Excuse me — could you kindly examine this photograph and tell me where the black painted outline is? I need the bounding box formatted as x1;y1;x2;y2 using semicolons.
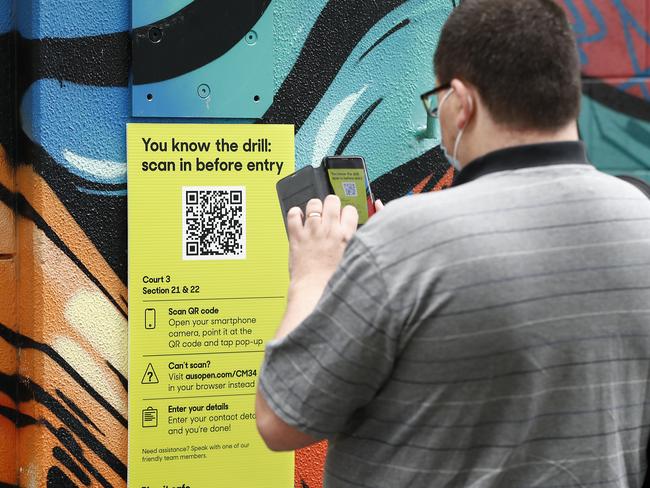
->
0;182;126;319
16;33;129;91
46;467;78;488
105;361;127;392
0;324;127;429
56;389;105;436
371;146;450;202
0;404;38;428
0;373;126;480
16;130;128;284
262;0;407;130
335;98;383;155
52;446;91;487
583;76;650;123
0;31;17;165
359;19;410;62
43;420;114;487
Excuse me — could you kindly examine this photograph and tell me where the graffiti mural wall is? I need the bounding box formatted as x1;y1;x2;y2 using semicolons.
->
0;1;648;487
0;0;17;486
564;0;650;182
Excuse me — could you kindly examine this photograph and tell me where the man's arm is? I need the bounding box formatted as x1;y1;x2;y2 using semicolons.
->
255;278;328;451
256;196;359;451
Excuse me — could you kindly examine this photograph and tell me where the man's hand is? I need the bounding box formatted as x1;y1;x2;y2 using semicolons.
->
271;195;358;341
287;195;359;291
288;196;383;283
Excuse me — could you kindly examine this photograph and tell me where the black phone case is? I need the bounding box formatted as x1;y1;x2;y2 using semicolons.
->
276;165;331;233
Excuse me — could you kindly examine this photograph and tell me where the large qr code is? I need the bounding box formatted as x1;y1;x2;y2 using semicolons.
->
182;186;246;260
342;182;358;197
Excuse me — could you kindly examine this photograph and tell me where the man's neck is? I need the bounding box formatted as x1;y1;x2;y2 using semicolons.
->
458;123;580;170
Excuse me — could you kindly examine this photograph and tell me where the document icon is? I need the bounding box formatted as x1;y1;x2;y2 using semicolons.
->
142;407;158;428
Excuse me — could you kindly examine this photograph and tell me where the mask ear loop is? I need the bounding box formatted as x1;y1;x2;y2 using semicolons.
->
452;128;464;167
436;88;455;146
438;88;454;115
451;93;473;170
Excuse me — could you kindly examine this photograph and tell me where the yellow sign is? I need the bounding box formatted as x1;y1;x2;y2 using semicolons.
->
127;123;294;487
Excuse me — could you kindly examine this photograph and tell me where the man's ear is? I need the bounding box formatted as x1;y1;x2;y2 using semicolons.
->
450;79;475;131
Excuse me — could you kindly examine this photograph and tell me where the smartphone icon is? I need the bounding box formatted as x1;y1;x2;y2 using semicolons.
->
145;309;156;330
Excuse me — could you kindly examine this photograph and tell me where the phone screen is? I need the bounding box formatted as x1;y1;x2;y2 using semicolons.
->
324;157;375;225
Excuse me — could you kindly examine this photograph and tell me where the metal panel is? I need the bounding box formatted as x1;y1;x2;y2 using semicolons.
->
132;0;273;118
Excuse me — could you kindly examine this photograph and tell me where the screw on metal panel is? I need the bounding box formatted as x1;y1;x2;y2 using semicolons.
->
253;95;260;103
245;30;258;45
146;93;153;101
198;84;211;99
148;27;163;43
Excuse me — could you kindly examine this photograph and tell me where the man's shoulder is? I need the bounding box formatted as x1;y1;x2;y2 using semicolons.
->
356;188;467;256
358;166;648;255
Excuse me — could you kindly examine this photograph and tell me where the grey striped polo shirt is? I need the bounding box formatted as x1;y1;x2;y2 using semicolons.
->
260;142;650;487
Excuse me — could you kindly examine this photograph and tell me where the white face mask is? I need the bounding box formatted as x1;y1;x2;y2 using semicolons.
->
437;88;465;172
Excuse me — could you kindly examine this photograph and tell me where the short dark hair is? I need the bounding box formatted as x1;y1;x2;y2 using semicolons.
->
434;0;581;131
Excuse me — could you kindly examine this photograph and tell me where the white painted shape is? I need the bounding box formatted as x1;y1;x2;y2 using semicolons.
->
311;85;368;166
62;148;126;182
53;336;126;417
65;289;127;376
24;462;37;488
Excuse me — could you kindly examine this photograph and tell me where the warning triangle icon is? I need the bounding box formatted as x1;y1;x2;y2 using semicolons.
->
141;363;159;384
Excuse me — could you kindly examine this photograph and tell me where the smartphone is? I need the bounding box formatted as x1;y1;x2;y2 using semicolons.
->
322;156;375;225
276;155;375;233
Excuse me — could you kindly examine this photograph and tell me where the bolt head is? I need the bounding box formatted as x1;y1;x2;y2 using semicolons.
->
148;27;163;43
197;84;211;99
245;30;258;45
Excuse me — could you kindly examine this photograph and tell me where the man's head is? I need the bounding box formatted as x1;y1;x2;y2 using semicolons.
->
432;0;582;166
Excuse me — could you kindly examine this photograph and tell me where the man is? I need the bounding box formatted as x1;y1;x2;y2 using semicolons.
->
256;0;650;486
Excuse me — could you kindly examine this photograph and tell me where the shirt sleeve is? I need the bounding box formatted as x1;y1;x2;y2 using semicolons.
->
258;236;399;439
